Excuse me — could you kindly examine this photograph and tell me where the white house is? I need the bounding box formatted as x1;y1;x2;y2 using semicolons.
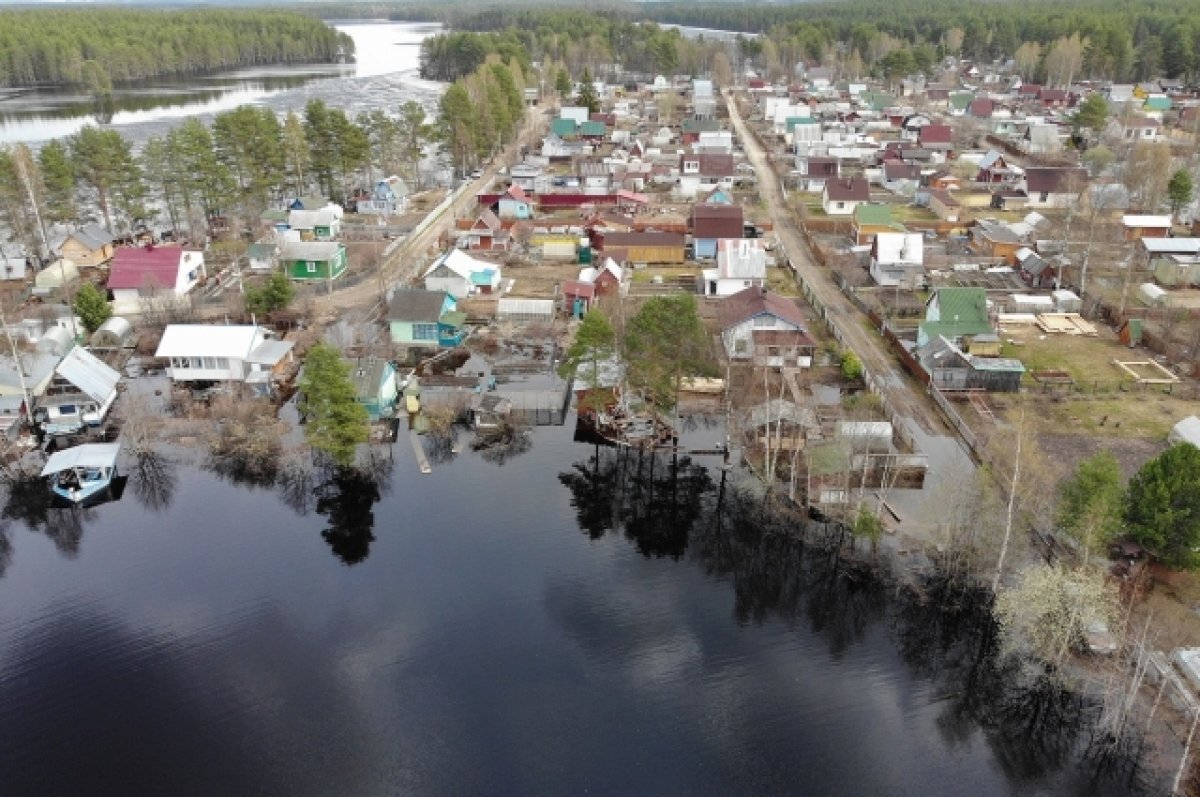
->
156;325;294;384
703;239;767;297
108;246;205;315
869;232;925;287
423;249;503;299
822;177;870;216
718;287;815;367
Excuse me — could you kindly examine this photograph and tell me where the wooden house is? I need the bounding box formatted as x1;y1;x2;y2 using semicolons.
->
279;241;347;283
927;189;963;223
155;324;293;386
691;204;744;259
497;185;534;220
388;289;466;349
108;246;205;314
594;232;685;264
917;287;993;347
349;357;399;420
57;224;115;268
970;219;1024;262
287;206;342;241
1121;215;1172;241
822;177;870;216
718;287;815;367
464;209;509;251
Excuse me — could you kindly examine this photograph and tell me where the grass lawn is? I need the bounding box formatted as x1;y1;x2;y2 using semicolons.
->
767;268;800;296
1000;327;1135;385
629;266;699;284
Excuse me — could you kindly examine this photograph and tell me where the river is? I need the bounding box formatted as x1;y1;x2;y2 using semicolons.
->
0;415;1157;796
0;21;444;146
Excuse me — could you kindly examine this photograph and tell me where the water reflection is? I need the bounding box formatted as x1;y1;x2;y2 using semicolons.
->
0;472;126;559
128;451;178;513
559;444;713;558
558;452;1155;794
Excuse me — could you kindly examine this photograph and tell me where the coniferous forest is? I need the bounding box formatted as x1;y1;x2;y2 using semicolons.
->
0;9;355;89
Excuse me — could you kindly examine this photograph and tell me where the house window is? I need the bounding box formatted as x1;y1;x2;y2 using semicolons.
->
413;323;439;341
836;201;845;209
307;262;317;274
216;358;229;369
1039;192;1049;202
202;357;216;369
753;315;774;327
189;357;203;369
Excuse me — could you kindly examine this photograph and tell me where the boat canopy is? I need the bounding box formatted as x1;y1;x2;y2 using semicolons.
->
40;442;120;476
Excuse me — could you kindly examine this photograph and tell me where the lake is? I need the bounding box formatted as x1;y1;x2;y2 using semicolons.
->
0;20;444;146
0;417;1157;796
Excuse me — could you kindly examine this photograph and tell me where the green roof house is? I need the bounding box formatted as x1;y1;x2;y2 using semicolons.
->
917;287;993;346
551;118;578;138
579;120;607;138
1143;95;1172;112
280;241;347;283
950;92;974;113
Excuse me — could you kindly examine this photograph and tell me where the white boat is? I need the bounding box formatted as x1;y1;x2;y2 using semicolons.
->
40;443;121;505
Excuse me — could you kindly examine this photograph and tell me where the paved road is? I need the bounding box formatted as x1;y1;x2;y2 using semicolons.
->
725;92;947;437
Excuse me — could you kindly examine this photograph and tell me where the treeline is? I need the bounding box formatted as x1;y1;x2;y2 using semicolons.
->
420;10;687;81
0;9;355;89
0;99;435;257
639;0;1200;82
436;57;528;173
409;1;1200;83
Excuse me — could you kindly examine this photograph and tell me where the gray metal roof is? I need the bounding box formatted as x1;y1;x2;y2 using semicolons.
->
70;224;115;251
40;442;120;476
55;347;120;402
389;289;448;323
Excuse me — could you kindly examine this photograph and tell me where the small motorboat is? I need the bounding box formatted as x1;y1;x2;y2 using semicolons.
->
40;442;121;505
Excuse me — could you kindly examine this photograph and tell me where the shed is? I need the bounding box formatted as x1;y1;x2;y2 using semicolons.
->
1118;318;1143;346
1138;283;1167;307
497;298;554;323
1009;294;1054;314
1052;290;1081;313
1169;416;1200;447
90;316;135;350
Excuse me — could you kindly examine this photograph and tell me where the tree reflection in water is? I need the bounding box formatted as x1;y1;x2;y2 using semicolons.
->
558;447;1158;795
314;447;392;566
2;474;88;558
128;451;178;513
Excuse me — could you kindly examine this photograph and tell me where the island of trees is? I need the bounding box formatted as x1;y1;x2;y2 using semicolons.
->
0;9;354;89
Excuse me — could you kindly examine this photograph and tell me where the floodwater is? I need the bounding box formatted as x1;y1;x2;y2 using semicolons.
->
0;21;443;145
0;418;1159;796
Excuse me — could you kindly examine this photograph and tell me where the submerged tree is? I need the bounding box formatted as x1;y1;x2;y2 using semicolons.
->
994;563;1120;671
298;342;369;468
557;308;616;414
624;294;711;415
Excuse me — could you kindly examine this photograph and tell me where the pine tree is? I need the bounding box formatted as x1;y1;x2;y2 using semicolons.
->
299;342;370;468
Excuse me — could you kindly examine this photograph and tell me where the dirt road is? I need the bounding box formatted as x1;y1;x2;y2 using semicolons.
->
725;92;949;438
309;108;552;319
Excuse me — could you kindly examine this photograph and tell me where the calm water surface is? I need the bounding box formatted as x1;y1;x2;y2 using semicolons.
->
0;419;1155;796
0;21;442;145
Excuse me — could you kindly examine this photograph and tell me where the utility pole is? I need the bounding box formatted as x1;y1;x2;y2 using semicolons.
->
0;304;32;431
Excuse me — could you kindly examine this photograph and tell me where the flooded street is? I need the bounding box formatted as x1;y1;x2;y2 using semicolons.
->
0;418;1155;796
